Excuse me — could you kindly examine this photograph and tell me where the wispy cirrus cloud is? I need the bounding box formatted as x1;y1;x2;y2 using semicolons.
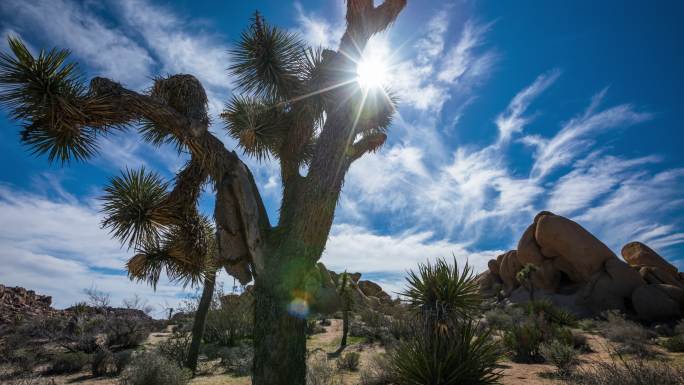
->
496;69;561;144
524;89;653;179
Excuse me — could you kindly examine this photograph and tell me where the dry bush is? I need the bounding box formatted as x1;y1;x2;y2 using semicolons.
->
359;353;395;385
307;353;343;385
540;340;579;376
118;352;190;385
336;352;360;371
47;352;90;374
564;356;684;385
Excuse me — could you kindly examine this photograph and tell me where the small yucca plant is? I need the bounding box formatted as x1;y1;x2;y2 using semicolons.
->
400;257;480;323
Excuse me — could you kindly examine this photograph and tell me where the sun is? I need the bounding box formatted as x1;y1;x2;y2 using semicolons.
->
356;52;389;90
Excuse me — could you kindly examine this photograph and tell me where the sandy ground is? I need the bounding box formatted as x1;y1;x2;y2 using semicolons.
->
9;321;684;385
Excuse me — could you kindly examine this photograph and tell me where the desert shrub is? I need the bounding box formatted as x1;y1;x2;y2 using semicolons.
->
484;306;525;331
577;318;598;332
214;342;253;376
390;320;501;385
8;348;39;374
336;352;360;371
157;331;191;368
48;351;90;374
91;348;118;377
113;349;134;374
597;311;654;357
105;316;149;349
661;334;684;352
540;340;579;376
564;356;684;385
307;354;343;385
119;352;190;385
598;311;650;343
92;347;133;376
503;319;545;362
319;318;332;326
360;353;395;385
524;299;577;327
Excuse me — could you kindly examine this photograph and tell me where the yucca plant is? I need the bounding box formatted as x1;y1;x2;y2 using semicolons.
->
0;1;407;383
401;257;481;323
390;319;501;385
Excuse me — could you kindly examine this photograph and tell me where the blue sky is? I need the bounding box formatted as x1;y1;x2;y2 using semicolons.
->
1;0;683;315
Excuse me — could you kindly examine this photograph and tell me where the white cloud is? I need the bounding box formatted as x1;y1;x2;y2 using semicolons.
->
0;182;232;312
0;0;154;87
293;2;345;49
437;20;495;85
321;224;503;293
526;90;652;179
496;69;560;143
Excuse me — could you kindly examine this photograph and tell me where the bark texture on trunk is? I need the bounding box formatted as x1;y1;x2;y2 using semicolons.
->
341;308;349;348
252;278;307;385
186;269;216;374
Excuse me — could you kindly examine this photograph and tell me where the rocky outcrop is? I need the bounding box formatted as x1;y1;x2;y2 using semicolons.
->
0;284;55;324
311;263;393;314
480;211;684;322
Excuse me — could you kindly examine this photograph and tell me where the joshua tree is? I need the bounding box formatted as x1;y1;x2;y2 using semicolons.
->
337;272;353;350
0;1;407;384
517;263;539;301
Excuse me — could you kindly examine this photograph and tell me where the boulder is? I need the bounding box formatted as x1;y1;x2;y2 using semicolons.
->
358;280;383;297
639;266;684;289
622;242;678;277
535;212;616;282
603;258;645;295
517;224;545;266
531;259;561;292
487;259;500;276
653;284;684;308
632;285;681;320
497;250;522;292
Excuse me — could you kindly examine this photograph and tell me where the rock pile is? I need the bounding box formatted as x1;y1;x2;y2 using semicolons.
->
0;284;55;324
479;211;684;321
311;263;394;314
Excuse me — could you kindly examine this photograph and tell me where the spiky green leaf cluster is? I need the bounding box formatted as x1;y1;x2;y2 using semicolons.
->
401;257;481;321
128;216;216;288
101;167;171;249
389;318;502;385
229;12;306;100
0;37;114;163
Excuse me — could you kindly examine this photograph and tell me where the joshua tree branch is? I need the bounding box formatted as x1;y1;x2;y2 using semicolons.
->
347;132;387;164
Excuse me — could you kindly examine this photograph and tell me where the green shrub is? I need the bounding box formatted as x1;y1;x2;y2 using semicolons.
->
9;348;39;374
156;331;191;368
524;299;577;327
48;351;90;374
390;320;501;385
118;352;190;385
540;340;578;376
577;318;598;332
484;306;525;331
661;334;684;352
503;319;545;362
113;349;135;374
337;352;360;371
204;293;253;346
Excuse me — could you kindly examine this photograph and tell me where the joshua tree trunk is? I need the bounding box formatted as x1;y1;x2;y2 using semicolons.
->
186;269;217;374
341;307;349;348
253;275;308;384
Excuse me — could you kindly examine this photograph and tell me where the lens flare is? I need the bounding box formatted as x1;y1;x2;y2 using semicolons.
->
287;297;310;319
